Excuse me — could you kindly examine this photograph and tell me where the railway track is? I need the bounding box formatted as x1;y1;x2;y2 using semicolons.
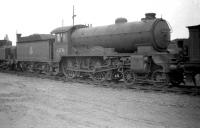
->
1;69;200;96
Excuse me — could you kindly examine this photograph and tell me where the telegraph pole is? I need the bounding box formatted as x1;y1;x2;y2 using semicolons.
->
72;5;76;26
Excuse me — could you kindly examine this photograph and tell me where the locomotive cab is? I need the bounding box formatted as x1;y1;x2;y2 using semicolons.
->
51;25;87;61
51;27;71;62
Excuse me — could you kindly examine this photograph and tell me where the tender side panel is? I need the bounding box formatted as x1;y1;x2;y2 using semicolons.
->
17;41;51;62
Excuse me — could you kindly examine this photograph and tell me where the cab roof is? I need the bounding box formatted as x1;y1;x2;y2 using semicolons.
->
51;25;87;34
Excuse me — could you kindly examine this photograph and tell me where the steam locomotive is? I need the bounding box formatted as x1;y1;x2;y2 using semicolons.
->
0;13;199;86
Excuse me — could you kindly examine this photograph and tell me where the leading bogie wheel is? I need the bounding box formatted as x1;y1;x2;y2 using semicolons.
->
123;70;136;87
151;70;168;86
112;70;123;82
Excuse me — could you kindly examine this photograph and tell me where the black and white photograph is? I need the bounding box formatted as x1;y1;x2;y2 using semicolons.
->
0;0;200;127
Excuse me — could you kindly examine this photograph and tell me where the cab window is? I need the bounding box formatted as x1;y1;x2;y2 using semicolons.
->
56;33;62;42
56;33;68;43
63;33;68;42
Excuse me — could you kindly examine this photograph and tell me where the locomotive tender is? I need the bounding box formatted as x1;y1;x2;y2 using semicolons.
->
1;13;174;85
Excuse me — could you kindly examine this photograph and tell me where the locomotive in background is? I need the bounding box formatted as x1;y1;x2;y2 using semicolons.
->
168;25;200;86
0;38;16;69
0;13;199;86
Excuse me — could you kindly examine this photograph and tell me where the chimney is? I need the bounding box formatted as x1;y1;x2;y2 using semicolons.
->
141;13;156;21
145;13;156;19
16;34;22;42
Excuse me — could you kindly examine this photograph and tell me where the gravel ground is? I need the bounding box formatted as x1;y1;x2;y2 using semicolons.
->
0;72;200;128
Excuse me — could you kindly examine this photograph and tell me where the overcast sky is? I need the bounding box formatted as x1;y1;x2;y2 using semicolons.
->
0;0;200;45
